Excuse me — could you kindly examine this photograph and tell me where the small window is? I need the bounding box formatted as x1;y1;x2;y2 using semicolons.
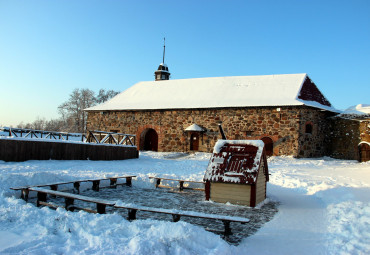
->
246;131;253;137
305;123;313;134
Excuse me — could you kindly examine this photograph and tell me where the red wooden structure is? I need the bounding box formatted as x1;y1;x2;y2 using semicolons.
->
203;140;269;207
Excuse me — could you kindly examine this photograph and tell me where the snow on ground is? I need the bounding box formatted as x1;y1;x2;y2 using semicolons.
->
0;152;369;254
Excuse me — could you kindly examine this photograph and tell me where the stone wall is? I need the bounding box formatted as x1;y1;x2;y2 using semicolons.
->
86;106;331;157
327;117;370;160
359;120;370;143
297;108;333;157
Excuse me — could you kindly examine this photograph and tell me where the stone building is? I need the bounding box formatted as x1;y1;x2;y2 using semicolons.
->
327;105;370;162
86;63;341;158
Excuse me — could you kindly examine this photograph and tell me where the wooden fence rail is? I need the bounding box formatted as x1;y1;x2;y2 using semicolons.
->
86;130;136;146
1;128;136;147
1;127;86;141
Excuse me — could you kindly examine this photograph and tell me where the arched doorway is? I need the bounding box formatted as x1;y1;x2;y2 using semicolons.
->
359;143;370;162
261;137;274;156
140;128;158;151
190;133;200;151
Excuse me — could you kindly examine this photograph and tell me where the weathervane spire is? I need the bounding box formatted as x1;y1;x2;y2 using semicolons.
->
154;37;170;81
162;37;166;64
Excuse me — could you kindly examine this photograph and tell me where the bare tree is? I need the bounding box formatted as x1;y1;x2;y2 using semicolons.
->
32;117;47;130
10;88;119;133
58;88;96;133
95;89;120;104
44;119;66;132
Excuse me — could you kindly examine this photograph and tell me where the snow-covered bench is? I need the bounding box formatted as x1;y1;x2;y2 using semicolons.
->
27;186;250;236
149;177;205;191
114;203;249;236
29;187;116;214
10;175;136;201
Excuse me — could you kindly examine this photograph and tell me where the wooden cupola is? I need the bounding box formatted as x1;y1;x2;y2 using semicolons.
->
155;38;170;81
155;63;170;81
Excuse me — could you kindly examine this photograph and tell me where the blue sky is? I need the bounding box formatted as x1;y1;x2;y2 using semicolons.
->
0;0;369;126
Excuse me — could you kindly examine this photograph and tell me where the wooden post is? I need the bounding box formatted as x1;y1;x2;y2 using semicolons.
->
179;181;184;191
155;178;161;188
65;198;75;211
250;184;256;207
172;214;181;222
21;188;29;201
97;203;106;214
128;209;137;220
223;220;232;236
126;177;132;187
110;178;117;188
49;185;58;191
73;182;80;194
92;180;100;191
50;185;58;198
37;192;47;207
205;181;210;201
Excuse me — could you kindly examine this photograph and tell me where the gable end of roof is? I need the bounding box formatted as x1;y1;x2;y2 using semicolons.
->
297;76;332;107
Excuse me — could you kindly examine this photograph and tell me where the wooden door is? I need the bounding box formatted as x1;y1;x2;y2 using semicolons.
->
359;143;370;162
190;133;199;151
143;129;158;151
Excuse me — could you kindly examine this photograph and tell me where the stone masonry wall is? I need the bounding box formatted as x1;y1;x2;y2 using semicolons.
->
327;117;370;160
86;106;331;157
297;108;333;158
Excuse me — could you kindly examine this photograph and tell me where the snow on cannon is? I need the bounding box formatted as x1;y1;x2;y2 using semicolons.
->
203;124;269;207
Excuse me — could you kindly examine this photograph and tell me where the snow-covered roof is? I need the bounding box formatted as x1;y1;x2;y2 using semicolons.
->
184;124;205;132
341;104;370;115
86;73;338;112
204;140;268;184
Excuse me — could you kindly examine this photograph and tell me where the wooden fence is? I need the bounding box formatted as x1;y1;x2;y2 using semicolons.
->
1;127;86;141
0;139;138;162
86;130;136;146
